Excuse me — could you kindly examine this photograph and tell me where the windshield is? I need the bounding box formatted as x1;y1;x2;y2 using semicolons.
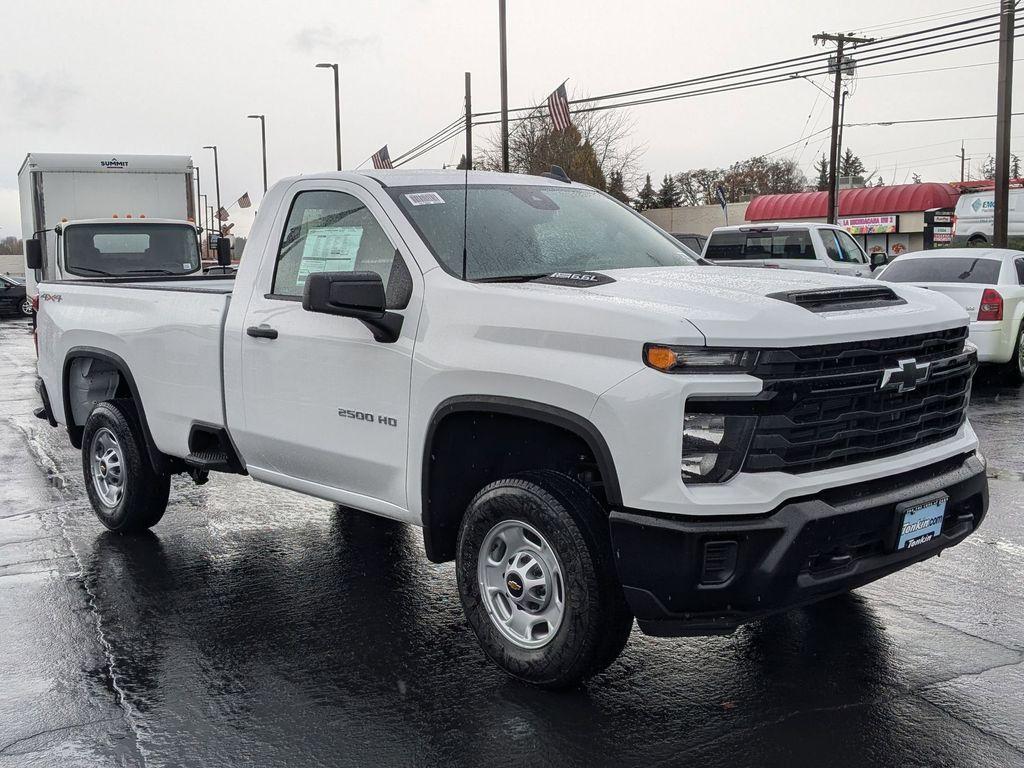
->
390;184;696;280
880;257;1002;284
63;223;201;278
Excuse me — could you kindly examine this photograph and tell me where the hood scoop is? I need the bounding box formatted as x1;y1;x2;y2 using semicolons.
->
766;285;906;313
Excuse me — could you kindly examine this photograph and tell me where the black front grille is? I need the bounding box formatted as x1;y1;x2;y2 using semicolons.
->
742;326;974;474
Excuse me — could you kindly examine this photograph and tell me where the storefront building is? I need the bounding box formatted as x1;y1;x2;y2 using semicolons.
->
744;182;960;257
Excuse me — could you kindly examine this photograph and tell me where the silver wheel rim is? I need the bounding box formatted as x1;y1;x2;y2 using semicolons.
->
477;519;565;649
90;427;125;508
20;298;32;316
1018;329;1024;373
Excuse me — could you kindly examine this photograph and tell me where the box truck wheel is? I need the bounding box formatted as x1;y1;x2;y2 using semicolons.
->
81;400;170;532
455;470;633;689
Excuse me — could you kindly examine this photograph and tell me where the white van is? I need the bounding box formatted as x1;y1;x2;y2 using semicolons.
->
702;222;881;277
954;188;1024;245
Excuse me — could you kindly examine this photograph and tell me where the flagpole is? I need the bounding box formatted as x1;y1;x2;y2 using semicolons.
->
203;145;221;232
499;0;509;172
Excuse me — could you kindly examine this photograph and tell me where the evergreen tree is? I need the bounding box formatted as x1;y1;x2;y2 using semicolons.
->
456;154;470;170
839;148;865;178
813;153;830;191
633;174;657;211
656;174;682;208
607;170;630;203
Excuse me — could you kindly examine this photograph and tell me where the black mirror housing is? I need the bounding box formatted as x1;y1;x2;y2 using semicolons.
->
25;238;43;270
870;252;888;270
216;236;232;266
302;271;402;342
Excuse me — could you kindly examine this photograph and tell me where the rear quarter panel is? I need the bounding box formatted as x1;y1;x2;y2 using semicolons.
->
37;283;229;458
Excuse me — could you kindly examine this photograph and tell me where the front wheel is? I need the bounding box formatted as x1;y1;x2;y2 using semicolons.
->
82;400;170;532
456;471;633;689
19;297;33;317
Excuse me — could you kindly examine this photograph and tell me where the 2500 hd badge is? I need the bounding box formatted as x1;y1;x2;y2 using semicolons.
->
338;408;398;427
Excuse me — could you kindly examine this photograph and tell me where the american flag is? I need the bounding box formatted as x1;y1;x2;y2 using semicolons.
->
237;192;251;209
215;206;230;222
546;83;572;131
371;145;393;169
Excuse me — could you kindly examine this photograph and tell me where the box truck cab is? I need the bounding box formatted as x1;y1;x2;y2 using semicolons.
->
19;153;197;296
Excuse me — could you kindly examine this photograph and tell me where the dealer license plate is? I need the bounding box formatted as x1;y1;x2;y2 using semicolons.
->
896;495;947;551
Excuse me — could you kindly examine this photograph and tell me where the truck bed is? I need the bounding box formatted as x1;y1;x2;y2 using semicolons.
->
35;277;233;460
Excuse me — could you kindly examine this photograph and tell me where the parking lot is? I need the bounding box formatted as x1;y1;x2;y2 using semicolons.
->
1;313;1022;767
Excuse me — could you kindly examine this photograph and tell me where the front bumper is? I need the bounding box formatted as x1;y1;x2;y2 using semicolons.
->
609;451;987;637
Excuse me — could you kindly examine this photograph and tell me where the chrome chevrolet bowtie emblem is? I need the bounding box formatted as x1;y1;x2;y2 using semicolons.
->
880;358;931;393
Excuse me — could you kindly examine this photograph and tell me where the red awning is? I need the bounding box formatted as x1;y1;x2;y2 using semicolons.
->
745;182;960;221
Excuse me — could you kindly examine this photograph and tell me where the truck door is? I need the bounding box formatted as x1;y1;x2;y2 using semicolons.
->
820;229;868;278
236;181;421;514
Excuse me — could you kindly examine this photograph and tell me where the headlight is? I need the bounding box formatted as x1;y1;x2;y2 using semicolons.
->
681;411;756;483
645;344;758;374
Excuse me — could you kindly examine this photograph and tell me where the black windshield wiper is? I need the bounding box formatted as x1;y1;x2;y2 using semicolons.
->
472;273;552;283
125;268;182;275
69;266;116;277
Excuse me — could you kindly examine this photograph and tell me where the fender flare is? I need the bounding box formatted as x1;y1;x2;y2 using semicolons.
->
62;346;169;474
420;395;622;560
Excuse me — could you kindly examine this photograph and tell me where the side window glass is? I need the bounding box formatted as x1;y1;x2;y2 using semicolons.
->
770;230;814;259
835;231;867;263
1015;258;1024;285
822;231;843;262
272;190;400;299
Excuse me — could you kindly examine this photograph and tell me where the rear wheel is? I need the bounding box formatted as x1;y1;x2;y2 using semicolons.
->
968;235;988;247
456;471;633;689
19;297;33;317
82;400;170;532
999;323;1024;386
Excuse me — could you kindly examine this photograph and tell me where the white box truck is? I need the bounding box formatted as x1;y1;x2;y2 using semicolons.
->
18;153;197;297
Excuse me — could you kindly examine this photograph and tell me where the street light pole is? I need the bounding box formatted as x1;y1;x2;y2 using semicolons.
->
316;63;342;170
247;114;268;193
203;145;221;231
994;0;1016;247
194;165;201;224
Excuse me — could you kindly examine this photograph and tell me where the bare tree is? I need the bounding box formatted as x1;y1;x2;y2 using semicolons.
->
480;96;644;189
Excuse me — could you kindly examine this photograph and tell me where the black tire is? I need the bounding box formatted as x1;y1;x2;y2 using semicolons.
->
999;323;1024;386
968;235;988;248
19;297;34;318
81;399;170;532
456;470;633;689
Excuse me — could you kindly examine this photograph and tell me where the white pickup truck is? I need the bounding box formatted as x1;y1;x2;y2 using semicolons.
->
32;170;987;688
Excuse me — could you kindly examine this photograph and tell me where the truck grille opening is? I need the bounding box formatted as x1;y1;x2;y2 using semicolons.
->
742;327;973;474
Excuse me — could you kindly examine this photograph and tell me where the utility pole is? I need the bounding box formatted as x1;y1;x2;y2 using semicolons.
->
498;0;509;172
813;32;873;224
960;141;967;182
994;0;1015;247
464;72;473;170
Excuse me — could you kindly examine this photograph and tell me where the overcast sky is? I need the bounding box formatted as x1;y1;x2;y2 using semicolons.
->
1;0;1020;238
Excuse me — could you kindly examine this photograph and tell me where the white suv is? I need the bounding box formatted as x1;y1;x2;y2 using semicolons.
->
703;222;880;278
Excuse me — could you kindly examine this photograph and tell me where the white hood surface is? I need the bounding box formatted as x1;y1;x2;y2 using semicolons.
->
510;266;971;347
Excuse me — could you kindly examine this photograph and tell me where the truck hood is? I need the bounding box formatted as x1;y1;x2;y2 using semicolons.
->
525;266;970;346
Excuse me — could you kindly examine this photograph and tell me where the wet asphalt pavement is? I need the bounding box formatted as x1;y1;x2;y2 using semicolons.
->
1;315;1023;768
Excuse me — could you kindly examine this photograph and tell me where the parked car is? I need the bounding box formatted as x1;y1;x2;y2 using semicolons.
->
877;247;1024;383
0;275;31;317
953;188;1024;246
32;170;986;688
671;232;706;254
703;222;884;277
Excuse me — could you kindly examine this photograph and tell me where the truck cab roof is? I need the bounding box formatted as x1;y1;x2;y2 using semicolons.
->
60;217;197;228
288;168;585;190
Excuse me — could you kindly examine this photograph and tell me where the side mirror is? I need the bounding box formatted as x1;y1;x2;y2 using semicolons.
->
216;236;232;266
302;271;403;343
25;238;43;270
870;252;887;270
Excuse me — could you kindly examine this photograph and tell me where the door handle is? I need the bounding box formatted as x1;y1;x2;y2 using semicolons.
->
246;324;278;339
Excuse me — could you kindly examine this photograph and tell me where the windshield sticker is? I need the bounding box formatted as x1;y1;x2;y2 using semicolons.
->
296;226;363;284
405;192;445;206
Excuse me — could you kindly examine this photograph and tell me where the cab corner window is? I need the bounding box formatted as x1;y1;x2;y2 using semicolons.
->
271;190;400;299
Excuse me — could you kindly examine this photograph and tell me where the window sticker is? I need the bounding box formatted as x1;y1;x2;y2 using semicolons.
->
296;226;363;284
405;192;445;206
